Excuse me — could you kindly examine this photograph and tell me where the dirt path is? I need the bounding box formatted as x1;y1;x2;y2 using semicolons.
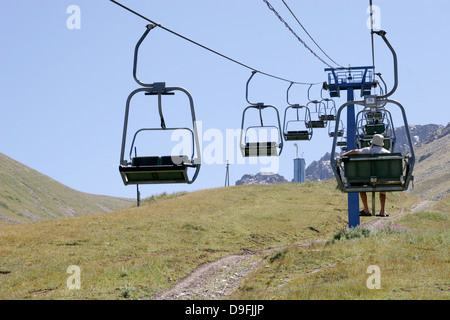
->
151;200;430;300
153;239;324;300
152;253;262;300
361;200;430;232
152;241;322;300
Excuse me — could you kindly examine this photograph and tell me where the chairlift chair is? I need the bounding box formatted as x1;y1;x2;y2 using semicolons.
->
283;105;313;141
305;102;327;128
282;83;313;141
320;88;337;121
305;85;327;128
240;72;284;157
331;96;414;194
119;25;201;185
328;119;345;138
240;106;283;157
336;128;348;149
331;31;415;200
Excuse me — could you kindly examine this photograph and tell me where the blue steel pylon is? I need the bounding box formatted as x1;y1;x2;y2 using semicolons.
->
324;66;375;228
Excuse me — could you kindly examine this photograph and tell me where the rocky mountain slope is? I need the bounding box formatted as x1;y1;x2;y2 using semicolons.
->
305;152;336;181
0;153;134;225
235;172;287;185
408;123;449;200
394;124;443;154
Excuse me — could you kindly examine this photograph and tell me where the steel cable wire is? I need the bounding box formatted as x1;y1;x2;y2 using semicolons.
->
109;0;321;86
281;0;347;69
263;0;348;70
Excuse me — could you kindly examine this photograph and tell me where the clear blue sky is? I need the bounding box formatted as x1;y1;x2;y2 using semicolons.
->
1;0;449;200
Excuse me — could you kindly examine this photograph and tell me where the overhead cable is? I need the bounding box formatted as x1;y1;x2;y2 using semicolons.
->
369;0;376;77
262;0;347;70
281;0;347;69
109;0;321;86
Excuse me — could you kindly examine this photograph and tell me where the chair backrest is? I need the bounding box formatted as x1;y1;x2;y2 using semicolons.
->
343;153;405;184
364;123;386;135
359;137;391;150
245;142;278;157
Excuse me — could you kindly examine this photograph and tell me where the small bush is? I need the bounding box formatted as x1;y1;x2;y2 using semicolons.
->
182;223;205;231
119;283;134;299
269;250;287;263
119;267;128;278
0;201;10;210
327;226;371;244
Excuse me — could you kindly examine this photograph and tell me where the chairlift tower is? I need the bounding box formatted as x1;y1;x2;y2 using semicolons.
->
293;143;305;183
324;66;375;228
225;160;230;187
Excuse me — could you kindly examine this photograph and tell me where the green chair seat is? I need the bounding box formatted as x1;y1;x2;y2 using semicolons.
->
342;153;405;191
285;131;310;141
364;124;386;135
119;155;193;185
244;142;278;157
306;120;326;128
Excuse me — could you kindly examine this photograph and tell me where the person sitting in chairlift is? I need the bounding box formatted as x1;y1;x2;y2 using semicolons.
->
340;134;390;217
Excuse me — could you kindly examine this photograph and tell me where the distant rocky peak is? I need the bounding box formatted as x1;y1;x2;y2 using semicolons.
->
305;152;337;181
235;172;287;186
394;124;444;154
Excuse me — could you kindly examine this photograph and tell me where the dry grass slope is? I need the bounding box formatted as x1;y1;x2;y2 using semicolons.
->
230;208;449;300
0;181;421;299
410;124;450;200
0;153;134;225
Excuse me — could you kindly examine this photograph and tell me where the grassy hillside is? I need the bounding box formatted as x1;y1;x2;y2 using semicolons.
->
410;125;450;200
0;152;134;225
0;181;421;299
230;206;449;300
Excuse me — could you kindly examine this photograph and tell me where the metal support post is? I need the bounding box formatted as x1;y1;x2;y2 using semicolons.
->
346;87;360;228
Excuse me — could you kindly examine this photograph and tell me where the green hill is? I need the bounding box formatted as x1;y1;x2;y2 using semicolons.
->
0;153;133;225
410;124;450;200
0;148;447;300
0;181;422;299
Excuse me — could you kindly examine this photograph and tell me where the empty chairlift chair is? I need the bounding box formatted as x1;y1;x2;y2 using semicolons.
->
118;25;201;185
283;83;313;141
305;100;327;128
305;84;327;128
320;88;337;121
283;105;313;141
240;71;283;157
119;85;201;186
240;105;283;157
328;119;345;138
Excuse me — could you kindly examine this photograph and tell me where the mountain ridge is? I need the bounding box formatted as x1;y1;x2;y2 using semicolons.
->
409;123;449;199
0;152;134;225
235;172;287;185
